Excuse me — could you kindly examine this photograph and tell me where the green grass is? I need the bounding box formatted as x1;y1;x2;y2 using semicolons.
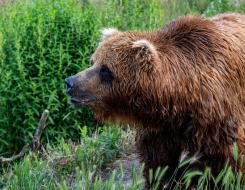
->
0;126;138;190
0;133;243;190
1;0;245;189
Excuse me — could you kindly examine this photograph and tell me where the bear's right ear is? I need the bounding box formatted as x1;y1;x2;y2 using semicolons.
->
100;28;120;41
132;39;159;73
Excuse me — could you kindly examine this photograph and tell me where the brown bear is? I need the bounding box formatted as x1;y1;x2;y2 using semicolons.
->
65;13;245;189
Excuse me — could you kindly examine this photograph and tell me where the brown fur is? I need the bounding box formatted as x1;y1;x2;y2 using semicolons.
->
66;13;245;189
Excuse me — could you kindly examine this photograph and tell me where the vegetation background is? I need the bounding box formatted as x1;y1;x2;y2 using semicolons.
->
0;0;245;189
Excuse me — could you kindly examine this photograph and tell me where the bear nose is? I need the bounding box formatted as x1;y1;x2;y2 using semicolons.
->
65;77;74;95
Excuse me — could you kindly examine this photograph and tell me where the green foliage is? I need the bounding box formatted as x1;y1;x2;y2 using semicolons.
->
1;139;244;190
51;126;125;174
99;0;164;30
160;0;211;21
204;0;237;16
3;156;56;190
0;126;135;190
0;0;100;156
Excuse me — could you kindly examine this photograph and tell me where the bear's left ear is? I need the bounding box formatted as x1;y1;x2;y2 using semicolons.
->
100;28;120;41
132;39;159;73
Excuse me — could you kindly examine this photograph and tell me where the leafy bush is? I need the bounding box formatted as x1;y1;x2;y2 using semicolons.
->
203;0;245;16
0;0;101;156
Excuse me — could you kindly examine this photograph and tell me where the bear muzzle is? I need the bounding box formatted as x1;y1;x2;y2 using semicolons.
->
65;76;75;95
65;68;100;107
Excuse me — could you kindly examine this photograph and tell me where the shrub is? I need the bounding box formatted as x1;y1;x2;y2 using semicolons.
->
0;0;102;156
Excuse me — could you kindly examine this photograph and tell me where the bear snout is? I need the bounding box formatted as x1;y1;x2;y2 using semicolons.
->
65;76;75;95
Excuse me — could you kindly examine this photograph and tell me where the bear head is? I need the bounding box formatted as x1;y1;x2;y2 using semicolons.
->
65;28;162;123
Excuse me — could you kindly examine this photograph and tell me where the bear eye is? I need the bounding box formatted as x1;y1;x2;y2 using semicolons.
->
99;65;114;84
90;59;94;66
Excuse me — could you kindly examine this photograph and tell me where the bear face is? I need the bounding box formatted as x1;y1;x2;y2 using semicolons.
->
65;28;161;123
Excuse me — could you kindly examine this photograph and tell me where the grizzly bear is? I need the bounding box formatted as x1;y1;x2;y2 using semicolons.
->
65;13;245;189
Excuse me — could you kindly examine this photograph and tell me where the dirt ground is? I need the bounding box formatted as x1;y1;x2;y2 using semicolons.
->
101;153;143;188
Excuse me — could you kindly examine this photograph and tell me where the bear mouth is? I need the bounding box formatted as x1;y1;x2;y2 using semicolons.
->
69;96;98;107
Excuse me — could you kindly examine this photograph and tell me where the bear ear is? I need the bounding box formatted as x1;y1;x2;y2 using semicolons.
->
132;39;158;73
132;39;156;52
100;28;120;41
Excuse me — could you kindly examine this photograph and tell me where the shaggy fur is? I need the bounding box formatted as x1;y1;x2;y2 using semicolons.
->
66;13;245;189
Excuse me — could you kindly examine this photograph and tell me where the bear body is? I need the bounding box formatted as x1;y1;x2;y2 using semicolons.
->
65;13;245;188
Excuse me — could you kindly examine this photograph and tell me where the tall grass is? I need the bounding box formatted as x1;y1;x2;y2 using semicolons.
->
1;139;243;189
0;126;134;189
